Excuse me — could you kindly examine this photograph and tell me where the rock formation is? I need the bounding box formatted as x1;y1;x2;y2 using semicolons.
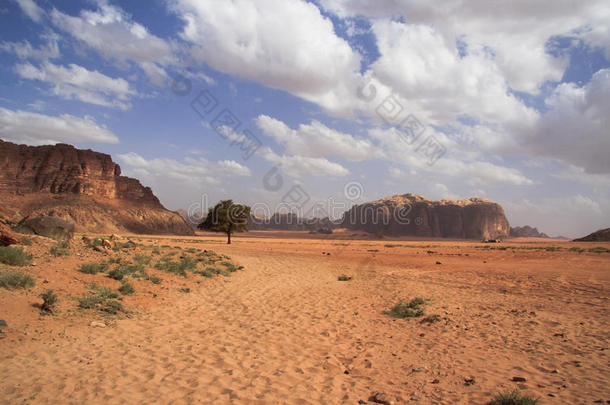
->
248;213;340;231
0;140;193;235
573;228;610;242
509;225;549;238
341;193;509;239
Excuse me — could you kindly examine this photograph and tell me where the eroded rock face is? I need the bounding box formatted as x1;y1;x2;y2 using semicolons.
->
341;193;509;239
573;228;610;242
0;140;193;235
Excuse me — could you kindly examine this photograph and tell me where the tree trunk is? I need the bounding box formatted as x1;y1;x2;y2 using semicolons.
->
227;231;231;244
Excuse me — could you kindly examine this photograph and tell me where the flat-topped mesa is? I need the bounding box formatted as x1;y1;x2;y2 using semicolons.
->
342;193;509;239
0;140;192;235
0;140;160;205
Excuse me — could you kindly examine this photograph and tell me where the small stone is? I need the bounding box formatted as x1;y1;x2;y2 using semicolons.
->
90;321;106;328
411;397;422;401
412;366;426;373
358;401;367;405
551;369;559;374
431;379;440;384
464;377;476;386
548;393;557;397
435;261;442;265
43;279;49;283
102;239;113;249
344;370;350;375
512;376;527;382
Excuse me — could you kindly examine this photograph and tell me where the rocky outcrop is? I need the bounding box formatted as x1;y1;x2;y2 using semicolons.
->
0;140;193;235
248;213;340;231
0;220;21;246
573;228;610;242
14;216;75;241
509;226;549;238
341;193;509;239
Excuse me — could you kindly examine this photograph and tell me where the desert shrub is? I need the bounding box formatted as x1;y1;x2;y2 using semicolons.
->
148;275;162;284
220;261;238;272
151;248;160;255
154;256;197;277
385;297;428;318
107;268;125;280
489;390;538;405
338;274;352;281
133;254;151;266
78;262;108;274
178;287;191;293
0;246;32;266
40;290;58;313
112;241;137;251
100;300;125;314
195;268;214;278
0;269;35;289
568;247;585;253
420;314;442;324
118;281;135;295
21;237;32;246
77;285;125;314
50;241;70;257
91;284;119;299
589;246;610;254
384;244;401;248
108;263;146;280
77;294;103;309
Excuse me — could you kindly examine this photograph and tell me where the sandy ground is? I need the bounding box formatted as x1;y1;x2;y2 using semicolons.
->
1;232;609;404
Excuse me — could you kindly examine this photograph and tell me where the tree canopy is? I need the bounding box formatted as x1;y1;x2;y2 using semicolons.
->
198;200;250;244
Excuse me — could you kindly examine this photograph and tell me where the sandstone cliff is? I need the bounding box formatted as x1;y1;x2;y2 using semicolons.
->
509;225;549;238
0;140;193;235
341;193;509;239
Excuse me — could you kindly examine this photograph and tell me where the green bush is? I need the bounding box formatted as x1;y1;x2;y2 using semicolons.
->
154;256;197;277
21;237;32;246
0;269;35;289
385;297;428;318
77;285;125;314
40;290;58;313
78;262;108;274
489;390;538;405
118;281;135;295
148;275;162;284
50;242;70;257
0;246;32;266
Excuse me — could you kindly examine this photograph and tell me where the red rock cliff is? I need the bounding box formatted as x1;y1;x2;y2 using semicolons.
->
0;140;193;235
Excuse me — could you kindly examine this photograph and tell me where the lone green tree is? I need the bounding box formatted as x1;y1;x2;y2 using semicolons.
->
198;200;251;244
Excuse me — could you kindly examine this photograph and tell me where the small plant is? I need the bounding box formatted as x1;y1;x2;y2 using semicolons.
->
107;268;125;280
420;314;442;324
50;241;70;257
21;236;32;246
40;290;58;313
338;274;352;281
118;281;135;295
489;390;538;405
178;287;191;293
385;297;428;318
78;262;108;274
133;254;151;265
154;256;197;277
77;285;125;314
148;275;162;284
0;270;35;289
220;261;238;272
0;246;32;266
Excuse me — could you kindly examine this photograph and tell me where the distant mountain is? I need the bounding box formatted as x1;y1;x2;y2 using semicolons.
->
0;140;193;235
341;193;509;239
573;228;610;242
510;225;549;238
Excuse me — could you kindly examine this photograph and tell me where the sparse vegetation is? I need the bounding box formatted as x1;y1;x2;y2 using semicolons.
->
77;284;126;314
338;274;352;281
0;246;32;266
40;290;58;313
489;390;538;405
21;236;32;246
50;241;70;257
118;281;135;295
0;269;35;289
154;256;197;277
385;297;428;318
588;246;610;253
78;262;108;274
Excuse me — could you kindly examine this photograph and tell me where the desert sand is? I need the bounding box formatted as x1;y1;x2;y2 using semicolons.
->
1;231;609;404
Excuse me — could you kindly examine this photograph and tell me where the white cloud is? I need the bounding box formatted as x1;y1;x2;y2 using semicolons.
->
15;61;137;109
116;152;251;186
0;32;59;60
170;0;362;114
260;147;349;178
14;0;44;22
255;115;378;161
50;4;174;85
0;106;119;145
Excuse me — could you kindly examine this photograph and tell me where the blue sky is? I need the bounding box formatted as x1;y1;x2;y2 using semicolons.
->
1;0;609;238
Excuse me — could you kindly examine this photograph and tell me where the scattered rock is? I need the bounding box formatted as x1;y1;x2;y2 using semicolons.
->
368;392;395;405
512;376;527;382
435;261;442;265
110;234;121;240
102;239;113;249
82;236;92;245
431;379;440;384
412;366;427;373
464;377;476;386
90;321;106;328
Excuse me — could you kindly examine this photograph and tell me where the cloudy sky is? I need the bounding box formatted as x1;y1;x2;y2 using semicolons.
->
1;0;609;237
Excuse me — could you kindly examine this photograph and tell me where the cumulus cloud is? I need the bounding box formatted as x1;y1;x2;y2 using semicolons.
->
0;106;119;145
49;3;174;85
255;115;378;161
116;153;251;186
15;61;137;109
170;0;362;113
260;147;349;178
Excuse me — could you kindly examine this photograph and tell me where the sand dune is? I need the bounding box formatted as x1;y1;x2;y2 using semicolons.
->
1;235;609;404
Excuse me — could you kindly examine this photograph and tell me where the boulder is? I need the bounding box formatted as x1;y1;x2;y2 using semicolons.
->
0;221;21;246
14;216;75;241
